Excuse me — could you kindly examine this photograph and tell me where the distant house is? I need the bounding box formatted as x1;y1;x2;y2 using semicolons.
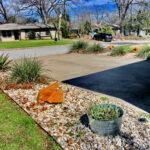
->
0;23;56;42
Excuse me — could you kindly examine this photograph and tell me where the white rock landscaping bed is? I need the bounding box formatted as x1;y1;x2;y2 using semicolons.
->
1;72;150;150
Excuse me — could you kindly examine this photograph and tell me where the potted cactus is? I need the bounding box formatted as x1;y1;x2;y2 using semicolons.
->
87;104;123;136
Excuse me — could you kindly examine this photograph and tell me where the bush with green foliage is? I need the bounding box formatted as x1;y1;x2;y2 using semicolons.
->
88;104;121;121
61;21;69;38
84;21;92;34
70;41;88;52
10;58;42;83
28;30;36;40
100;26;114;35
0;53;11;71
136;46;150;59
110;47;127;56
86;44;105;53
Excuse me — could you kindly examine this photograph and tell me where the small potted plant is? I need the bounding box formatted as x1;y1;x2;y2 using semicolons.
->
87;104;123;136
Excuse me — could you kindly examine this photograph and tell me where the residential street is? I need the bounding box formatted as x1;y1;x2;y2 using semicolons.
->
0;45;71;60
1;39;150;60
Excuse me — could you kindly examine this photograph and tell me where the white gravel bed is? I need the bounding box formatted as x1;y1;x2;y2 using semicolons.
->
1;72;150;150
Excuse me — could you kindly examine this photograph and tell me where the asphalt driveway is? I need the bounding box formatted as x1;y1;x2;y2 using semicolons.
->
64;59;150;113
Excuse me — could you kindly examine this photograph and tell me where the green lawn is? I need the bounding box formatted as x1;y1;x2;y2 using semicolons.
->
0;91;62;150
117;45;133;51
0;39;73;49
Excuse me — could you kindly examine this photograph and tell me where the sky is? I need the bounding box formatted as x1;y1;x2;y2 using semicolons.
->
82;0;111;6
77;0;116;11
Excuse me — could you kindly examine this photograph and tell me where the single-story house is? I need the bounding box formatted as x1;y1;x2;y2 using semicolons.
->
0;23;56;42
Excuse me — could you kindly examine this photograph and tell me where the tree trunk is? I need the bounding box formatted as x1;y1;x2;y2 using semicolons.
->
57;11;62;40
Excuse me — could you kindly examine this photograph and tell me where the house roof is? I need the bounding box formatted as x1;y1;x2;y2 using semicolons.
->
0;23;54;31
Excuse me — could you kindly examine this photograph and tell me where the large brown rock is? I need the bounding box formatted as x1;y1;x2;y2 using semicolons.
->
37;81;64;105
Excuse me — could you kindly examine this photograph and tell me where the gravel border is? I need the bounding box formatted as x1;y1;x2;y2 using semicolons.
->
1;72;150;150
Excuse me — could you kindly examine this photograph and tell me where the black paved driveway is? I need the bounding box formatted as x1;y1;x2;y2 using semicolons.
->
64;60;150;113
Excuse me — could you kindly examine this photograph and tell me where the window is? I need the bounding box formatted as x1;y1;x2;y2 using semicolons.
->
2;31;12;38
46;30;50;36
25;31;28;38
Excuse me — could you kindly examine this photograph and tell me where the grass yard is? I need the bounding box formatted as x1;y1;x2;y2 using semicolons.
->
0;91;62;150
0;39;73;49
118;45;133;51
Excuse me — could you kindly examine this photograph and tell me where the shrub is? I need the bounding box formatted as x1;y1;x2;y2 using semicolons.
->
88;104;121;121
68;33;78;39
100;26;114;35
110;47;127;56
86;44;105;53
70;41;88;53
61;21;69;38
28;30;36;40
136;46;150;59
10;58;42;83
0;53;11;71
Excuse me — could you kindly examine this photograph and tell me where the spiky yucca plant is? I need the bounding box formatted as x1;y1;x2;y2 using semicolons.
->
86;44;105;53
70;41;88;53
10;58;43;83
0;53;11;71
110;47;127;56
136;46;150;59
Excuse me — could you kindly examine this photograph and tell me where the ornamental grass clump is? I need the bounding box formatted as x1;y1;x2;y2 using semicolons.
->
0;53;11;71
136;46;150;59
10;58;43;83
88;104;121;121
70;41;88;53
110;46;127;56
86;44;105;53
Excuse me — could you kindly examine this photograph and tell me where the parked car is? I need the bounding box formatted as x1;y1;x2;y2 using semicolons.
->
93;33;113;42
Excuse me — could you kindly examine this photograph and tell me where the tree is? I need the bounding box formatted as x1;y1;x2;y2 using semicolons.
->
114;0;134;34
84;20;92;34
25;17;38;23
0;0;9;23
135;11;150;35
100;26;114;35
17;0;75;40
18;0;54;24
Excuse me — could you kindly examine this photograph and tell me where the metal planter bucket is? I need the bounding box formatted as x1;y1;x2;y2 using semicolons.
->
87;104;124;136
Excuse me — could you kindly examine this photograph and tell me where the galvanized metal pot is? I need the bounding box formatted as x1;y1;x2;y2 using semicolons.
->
87;104;124;136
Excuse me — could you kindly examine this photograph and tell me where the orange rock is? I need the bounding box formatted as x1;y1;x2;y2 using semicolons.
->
131;47;139;53
47;89;64;104
68;138;74;145
37;81;64;105
112;45;115;49
106;46;112;50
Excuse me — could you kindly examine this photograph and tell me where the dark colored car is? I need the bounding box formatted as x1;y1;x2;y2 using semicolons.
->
93;33;113;42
